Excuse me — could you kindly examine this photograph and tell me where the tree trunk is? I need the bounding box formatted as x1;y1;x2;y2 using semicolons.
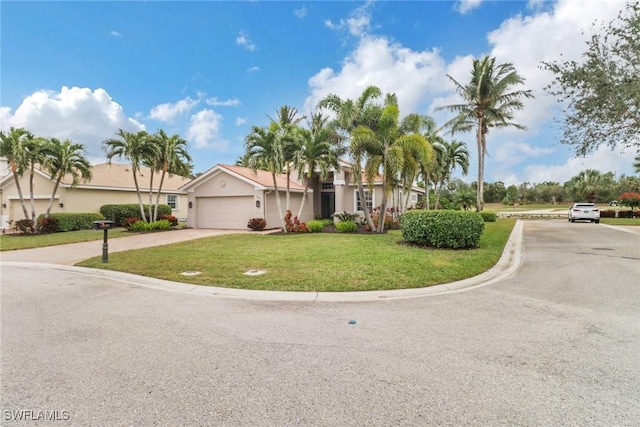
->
377;191;388;233
147;170;155;222
29;164;36;230
476;124;484;212
11;167;29;221
45;176;63;218
154;169;167;222
133;169;147;222
296;178;310;220
272;173;288;232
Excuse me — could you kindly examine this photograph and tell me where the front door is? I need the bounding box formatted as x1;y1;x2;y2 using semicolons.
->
321;193;335;219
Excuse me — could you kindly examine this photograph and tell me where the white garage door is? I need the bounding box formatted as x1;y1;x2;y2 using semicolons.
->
196;196;255;229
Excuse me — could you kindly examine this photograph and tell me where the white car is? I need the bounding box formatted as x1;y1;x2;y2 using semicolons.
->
568;203;600;223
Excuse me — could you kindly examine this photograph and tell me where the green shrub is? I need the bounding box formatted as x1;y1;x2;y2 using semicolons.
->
307;220;325;232
334;220;358;233
480;211;498;222
247;218;267;231
401;210;485;249
129;219;171;232
100;204;171;226
617;210;634;218
333;211;361;223
36;213;105;232
600;209;616;218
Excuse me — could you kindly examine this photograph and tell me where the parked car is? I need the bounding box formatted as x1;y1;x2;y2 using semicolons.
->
568;203;600;223
609;200;619;206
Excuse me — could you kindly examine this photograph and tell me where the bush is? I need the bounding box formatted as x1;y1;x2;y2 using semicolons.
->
599;210;616;218
37;216;59;234
371;211;398;230
247;217;267;231
129;219;171;232
479;211;498;222
36;213;105;232
617;210;634;218
14;219;35;234
619;192;640;212
100;204;171;226
401;210;485;249
333;211;361;223
160;214;179;226
307;220;325;233
123;217;142;229
334;220;358;233
284;210;310;233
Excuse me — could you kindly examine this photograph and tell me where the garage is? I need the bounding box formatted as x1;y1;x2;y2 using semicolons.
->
196;196;255;229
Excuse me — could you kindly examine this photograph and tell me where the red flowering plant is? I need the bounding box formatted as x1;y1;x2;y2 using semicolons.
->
619;192;640;213
284;210;310;233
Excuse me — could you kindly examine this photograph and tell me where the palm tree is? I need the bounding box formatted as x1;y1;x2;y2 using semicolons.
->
634;155;640;174
41;138;92;218
245;123;288;232
566;169;615;202
353;95;433;232
270;105;305;212
147;130;193;221
433;139;470;209
103;129;151;222
438;55;533;211
318;85;383;230
293;112;343;219
0;127;31;221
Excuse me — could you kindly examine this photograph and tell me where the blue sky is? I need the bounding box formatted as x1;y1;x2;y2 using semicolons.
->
1;0;634;185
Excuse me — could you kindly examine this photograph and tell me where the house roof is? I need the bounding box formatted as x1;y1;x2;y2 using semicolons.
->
180;164;307;192
0;162;191;193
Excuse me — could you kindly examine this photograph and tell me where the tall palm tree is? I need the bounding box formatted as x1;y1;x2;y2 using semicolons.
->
318;85;383;230
41;138;92;218
103;129;151;222
634;155;640;174
0;127;31;221
438;55;533;211
293;112;343;219
23;133;46;226
433;139;470;209
147;130;193;221
272;106;305;211
245;123;288;232
353;96;433;232
566;169;615;202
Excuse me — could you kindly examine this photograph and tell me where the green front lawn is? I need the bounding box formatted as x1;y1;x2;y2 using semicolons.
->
77;220;516;292
600;217;640;226
0;228;131;251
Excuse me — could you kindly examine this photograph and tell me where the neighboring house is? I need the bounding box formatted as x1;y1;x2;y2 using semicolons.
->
180;161;425;229
0;162;189;229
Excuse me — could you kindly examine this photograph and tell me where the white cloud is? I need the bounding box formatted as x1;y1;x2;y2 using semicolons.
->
0;86;143;162
325;2;372;37
206;97;241;107
293;6;307;19
246;66;260;73
185;109;228;150
110;30;122;37
236;31;256;51
456;0;483;14
492;140;555;165
235;117;248;126
304;35;447;117
148;96;199;123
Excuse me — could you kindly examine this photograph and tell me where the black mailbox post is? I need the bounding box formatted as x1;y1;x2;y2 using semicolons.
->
92;220;114;263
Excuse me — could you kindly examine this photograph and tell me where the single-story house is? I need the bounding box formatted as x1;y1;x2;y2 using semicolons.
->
180;161;425;229
0;162;190;229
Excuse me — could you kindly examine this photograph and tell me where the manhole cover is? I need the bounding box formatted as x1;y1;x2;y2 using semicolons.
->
181;271;202;276
244;270;266;276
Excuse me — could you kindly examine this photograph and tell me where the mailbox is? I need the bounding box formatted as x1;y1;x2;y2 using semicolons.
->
92;220;114;230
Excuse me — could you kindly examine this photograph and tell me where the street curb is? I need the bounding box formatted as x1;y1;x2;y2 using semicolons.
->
1;220;524;302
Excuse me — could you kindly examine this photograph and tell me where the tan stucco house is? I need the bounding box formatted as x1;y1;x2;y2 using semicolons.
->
0;162;189;229
180;161;425;230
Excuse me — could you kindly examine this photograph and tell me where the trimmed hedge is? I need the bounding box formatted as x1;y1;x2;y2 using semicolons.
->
36;213;105;232
479;211;498;222
100;204;172;226
600;210;616;218
401;210;485;249
617;210;635;218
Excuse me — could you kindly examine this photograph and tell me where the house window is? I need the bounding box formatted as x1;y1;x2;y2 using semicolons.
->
355;190;373;211
166;194;178;210
321;182;334;190
411;193;418;203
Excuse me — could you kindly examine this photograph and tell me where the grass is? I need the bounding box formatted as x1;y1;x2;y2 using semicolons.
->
0;228;131;251
76;219;516;292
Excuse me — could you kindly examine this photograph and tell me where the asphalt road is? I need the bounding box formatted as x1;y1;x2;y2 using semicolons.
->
1;221;639;426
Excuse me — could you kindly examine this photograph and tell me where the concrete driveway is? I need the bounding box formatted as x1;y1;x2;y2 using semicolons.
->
1;221;639;425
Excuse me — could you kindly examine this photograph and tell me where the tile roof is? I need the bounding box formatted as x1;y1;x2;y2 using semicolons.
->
219;164;307;191
61;162;191;191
